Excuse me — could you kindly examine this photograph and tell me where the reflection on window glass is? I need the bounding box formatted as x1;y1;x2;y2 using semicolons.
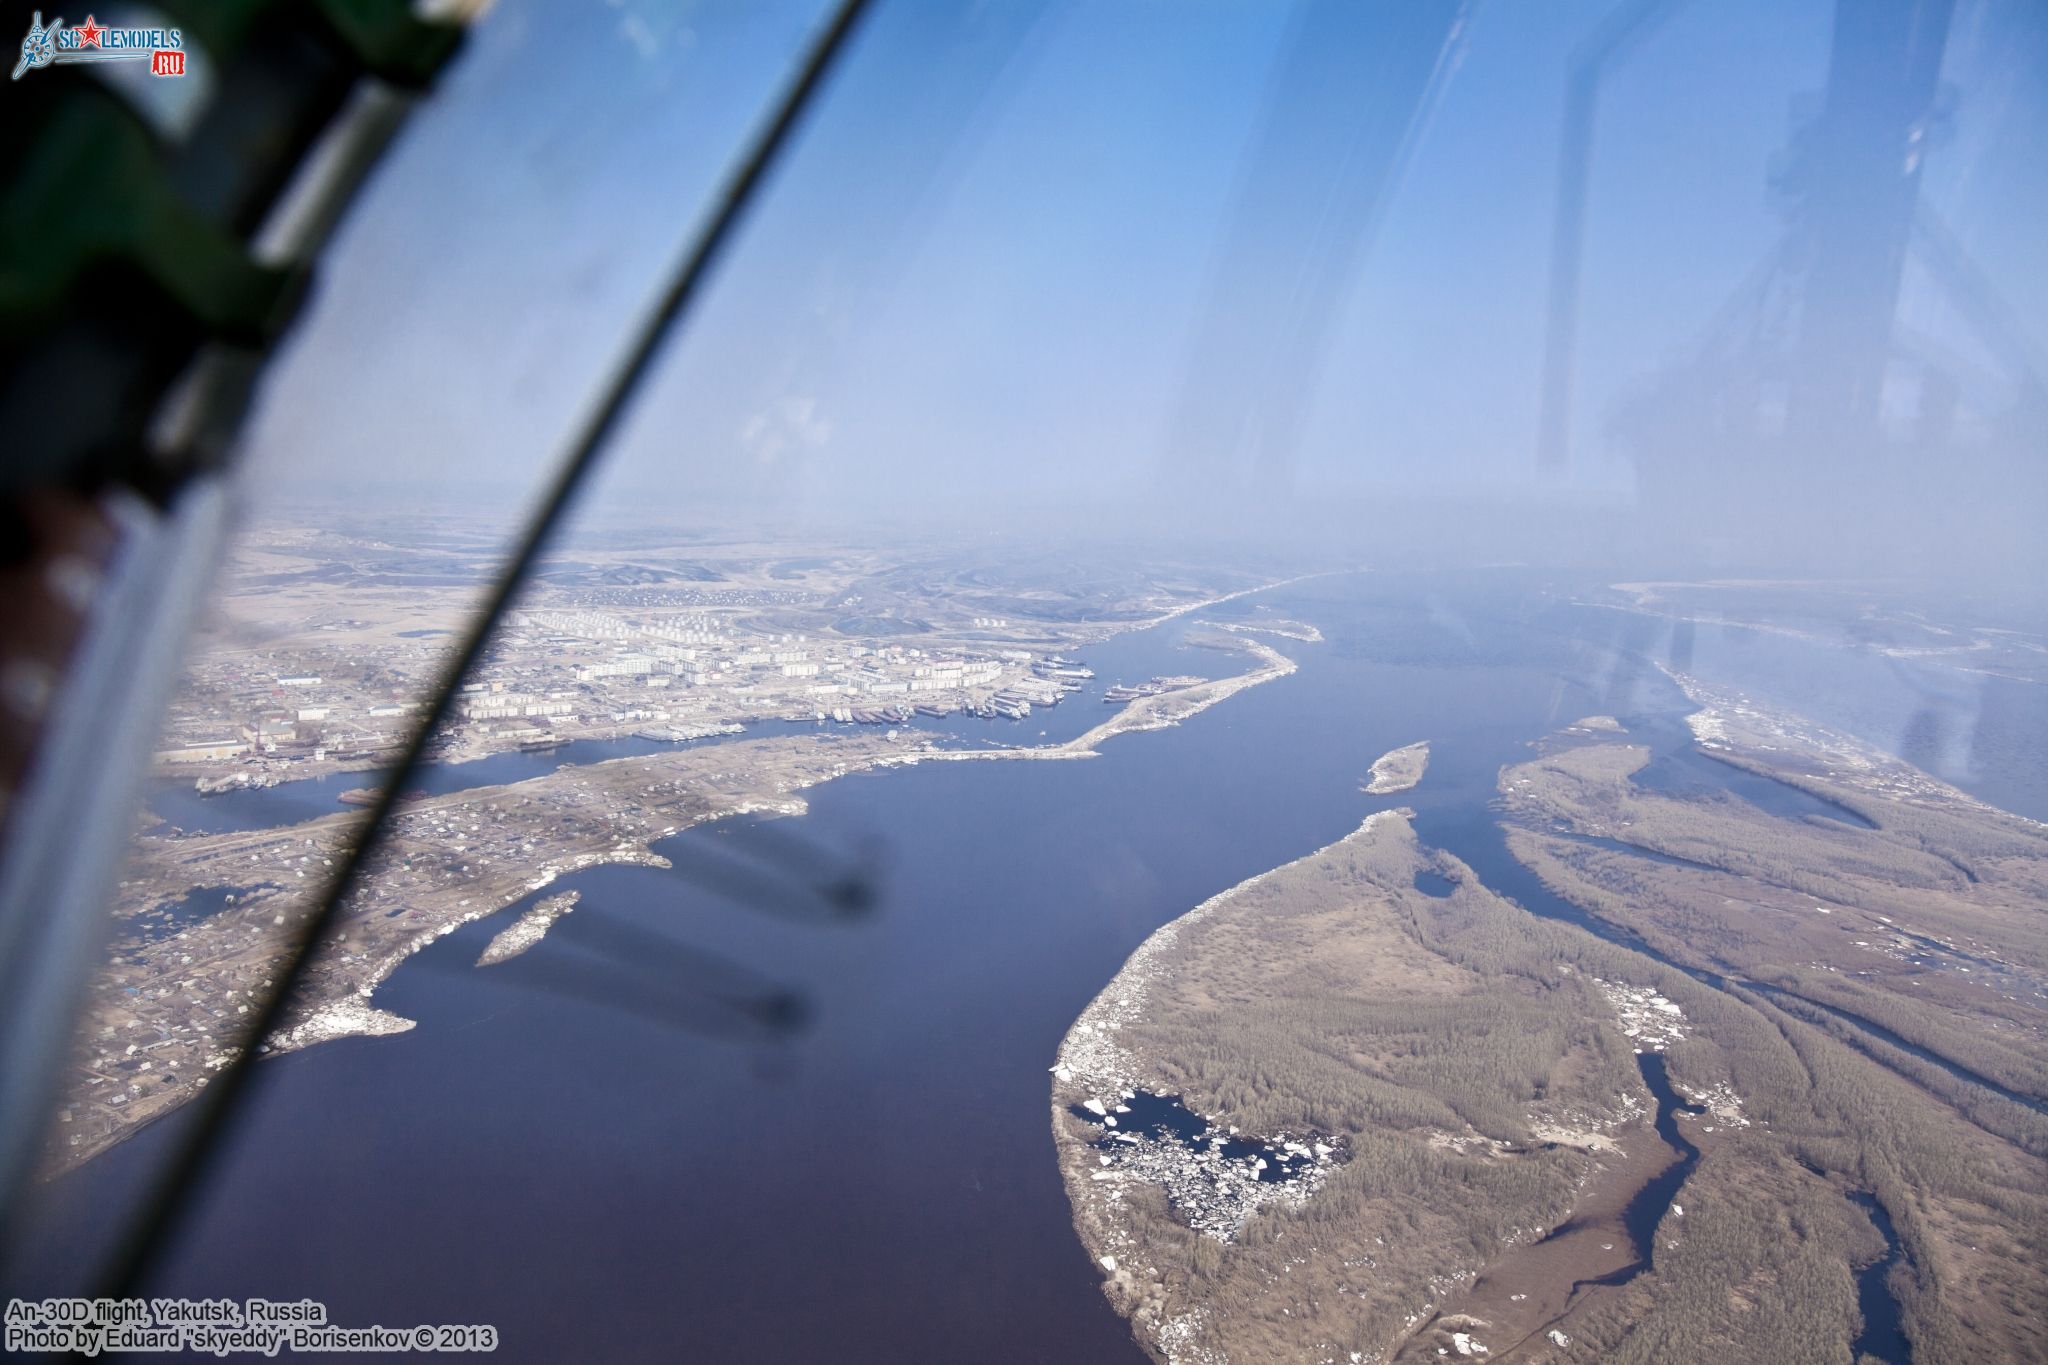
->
1;2;2043;1363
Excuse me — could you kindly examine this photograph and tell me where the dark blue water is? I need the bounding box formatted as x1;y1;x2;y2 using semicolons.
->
1848;1190;1910;1364
14;573;2014;1362
1068;1091;1321;1183
126;885;278;946
1622;1054;1704;1269
1631;717;1878;829
1536;1054;1704;1295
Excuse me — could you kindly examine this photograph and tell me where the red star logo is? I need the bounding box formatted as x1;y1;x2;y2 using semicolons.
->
75;15;103;47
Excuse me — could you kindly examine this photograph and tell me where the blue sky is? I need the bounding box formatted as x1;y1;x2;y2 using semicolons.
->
240;0;2045;525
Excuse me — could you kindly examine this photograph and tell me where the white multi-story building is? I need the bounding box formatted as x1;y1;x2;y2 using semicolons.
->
575;654;656;680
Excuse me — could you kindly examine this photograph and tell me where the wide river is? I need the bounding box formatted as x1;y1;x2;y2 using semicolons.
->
17;572;2040;1361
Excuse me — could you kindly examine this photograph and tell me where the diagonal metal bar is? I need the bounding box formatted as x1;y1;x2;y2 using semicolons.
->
81;0;877;1306
1536;0;1683;475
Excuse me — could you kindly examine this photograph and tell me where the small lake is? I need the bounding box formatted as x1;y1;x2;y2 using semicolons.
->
1069;1091;1321;1184
126;884;279;945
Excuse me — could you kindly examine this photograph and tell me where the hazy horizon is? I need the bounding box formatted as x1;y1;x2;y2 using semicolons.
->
225;0;2044;583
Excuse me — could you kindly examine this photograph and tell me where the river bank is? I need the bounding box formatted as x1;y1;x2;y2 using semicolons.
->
60;625;1305;1178
23;573;2037;1365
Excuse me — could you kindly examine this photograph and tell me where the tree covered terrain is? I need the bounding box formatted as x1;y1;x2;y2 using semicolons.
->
1496;684;2048;1363
1054;701;2048;1364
